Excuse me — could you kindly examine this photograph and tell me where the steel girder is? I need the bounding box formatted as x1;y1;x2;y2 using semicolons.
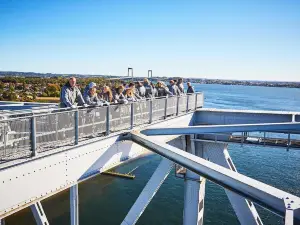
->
130;132;300;222
141;122;300;136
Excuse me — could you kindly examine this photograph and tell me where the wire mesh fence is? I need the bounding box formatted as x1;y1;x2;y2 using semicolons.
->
36;111;76;153
0;93;203;163
152;98;166;121
166;96;177;116
188;94;196;111
78;107;107;140
178;95;188;114
0;118;32;162
109;104;131;132
133;100;150;126
196;93;204;108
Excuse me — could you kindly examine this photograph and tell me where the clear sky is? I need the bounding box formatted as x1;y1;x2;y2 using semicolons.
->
0;0;299;81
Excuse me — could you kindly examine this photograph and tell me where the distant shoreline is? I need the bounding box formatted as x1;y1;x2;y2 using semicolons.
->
0;71;299;89
190;82;300;89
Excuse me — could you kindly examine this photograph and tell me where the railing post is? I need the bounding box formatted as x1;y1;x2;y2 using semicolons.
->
195;93;198;110
106;106;110;135
31;117;37;157
186;94;189;112
130;103;134;129
176;96;180;116
74;110;79;145
70;184;79;225
149;99;153;124
164;97;168;119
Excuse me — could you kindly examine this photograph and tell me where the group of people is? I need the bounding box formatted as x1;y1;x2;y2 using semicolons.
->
60;77;195;108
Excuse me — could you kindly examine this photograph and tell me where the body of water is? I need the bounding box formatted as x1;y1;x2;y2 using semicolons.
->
6;84;300;225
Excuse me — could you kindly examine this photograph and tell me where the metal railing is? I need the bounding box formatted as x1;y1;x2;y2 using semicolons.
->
0;93;204;162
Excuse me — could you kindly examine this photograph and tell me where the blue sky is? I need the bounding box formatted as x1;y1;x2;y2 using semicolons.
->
0;0;299;81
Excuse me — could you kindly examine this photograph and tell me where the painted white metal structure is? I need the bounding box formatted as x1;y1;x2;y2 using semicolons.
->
0;92;300;225
30;201;49;225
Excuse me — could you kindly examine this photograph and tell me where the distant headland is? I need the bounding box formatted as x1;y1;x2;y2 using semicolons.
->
0;71;299;88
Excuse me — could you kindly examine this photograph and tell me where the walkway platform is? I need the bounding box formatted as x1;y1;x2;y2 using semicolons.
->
0;93;300;225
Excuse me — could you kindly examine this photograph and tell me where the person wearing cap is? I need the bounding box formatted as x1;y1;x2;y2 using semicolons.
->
83;82;105;106
60;77;87;108
83;82;96;97
187;82;195;93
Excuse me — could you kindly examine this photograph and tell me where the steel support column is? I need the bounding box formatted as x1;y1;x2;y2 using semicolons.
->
130;131;300;221
183;135;205;225
30;201;49;225
121;158;173;225
70;184;79;225
202;142;263;225
0;219;5;225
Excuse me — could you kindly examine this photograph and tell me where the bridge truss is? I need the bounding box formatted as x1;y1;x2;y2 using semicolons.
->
0;93;300;225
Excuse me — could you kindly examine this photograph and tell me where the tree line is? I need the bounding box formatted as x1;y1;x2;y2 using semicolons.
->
0;76;121;102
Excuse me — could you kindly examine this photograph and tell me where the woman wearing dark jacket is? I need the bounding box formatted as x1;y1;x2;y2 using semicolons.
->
156;81;173;97
113;85;128;104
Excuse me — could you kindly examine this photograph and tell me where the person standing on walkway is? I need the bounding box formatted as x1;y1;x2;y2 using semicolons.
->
128;82;142;100
156;81;173;97
136;81;146;98
83;82;106;106
143;78;153;98
177;78;185;94
187;82;195;94
168;80;181;96
101;86;114;103
60;77;87;108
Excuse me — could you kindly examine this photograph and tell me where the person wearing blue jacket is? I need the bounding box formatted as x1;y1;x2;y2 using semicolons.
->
60;77;87;108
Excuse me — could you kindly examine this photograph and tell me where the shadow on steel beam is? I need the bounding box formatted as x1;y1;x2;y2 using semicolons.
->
195;110;293;125
78;137;133;181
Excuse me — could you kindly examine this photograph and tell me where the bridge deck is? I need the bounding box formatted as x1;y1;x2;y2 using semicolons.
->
1;93;300;225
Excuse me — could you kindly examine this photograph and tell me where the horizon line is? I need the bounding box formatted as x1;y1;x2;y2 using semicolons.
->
0;70;299;83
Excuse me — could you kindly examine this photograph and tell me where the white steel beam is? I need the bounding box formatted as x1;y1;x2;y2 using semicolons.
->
121;158;174;225
284;197;300;225
141;122;300;136
183;135;205;225
0;113;193;219
195;108;298;125
202;142;263;225
131;131;300;221
30;201;49;225
70;184;79;225
197;178;206;225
